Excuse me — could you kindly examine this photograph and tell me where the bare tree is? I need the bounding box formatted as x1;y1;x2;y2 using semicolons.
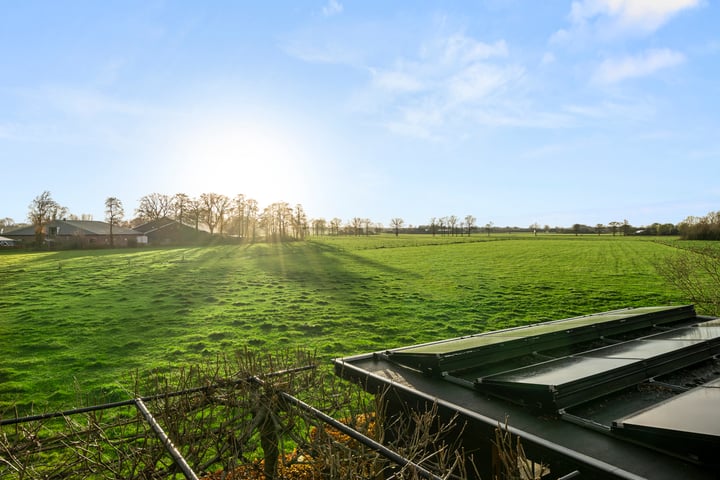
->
245;198;259;241
28;191;65;246
104;197;124;247
135;193;172;221
448;215;458;236
390;217;404;237
530;222;540;236
312;218;327;236
350;217;363;236
187;198;202;231
330;218;342;236
464;215;476;236
199;193;231;235
429;217;437;236
233;194;246;237
292;204;308;239
172;193;191;225
261;202;292;240
0;217;16;234
363;218;372;236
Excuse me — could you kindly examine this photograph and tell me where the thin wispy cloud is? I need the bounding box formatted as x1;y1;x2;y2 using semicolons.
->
593;48;685;84
357;34;530;138
322;0;343;17
553;0;702;42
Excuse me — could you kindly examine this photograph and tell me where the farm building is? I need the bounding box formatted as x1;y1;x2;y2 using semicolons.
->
3;220;147;248
335;305;720;479
0;235;17;247
133;217;211;245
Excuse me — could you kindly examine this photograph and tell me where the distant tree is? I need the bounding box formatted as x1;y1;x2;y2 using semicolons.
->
485;222;494;237
187;198;202;231
438;217;447;236
464;215;476;236
429;217;437;236
199;193;231;235
233;194;246;237
172;193;191;225
530;222;540;236
390;217;404;237
448;215;458;236
28;191;66;246
292;204;308;239
0;217;16;232
572;223;582;236
363;218;372;236
595;224;604;235
350;217;363;236
136;193;172;221
312;218;327;236
622;219;632;236
261;202;292;240
104;197;124;247
330;218;342;236
245;198;259;241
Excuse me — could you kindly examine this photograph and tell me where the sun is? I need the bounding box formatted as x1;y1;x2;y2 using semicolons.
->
167;117;313;206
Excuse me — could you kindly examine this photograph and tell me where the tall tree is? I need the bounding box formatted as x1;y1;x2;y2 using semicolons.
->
351;217;363;236
330;218;342;236
136;193;172;221
233;194;246;237
172;193;191;225
464;215;476;236
104;197;124;247
448;215;458;236
187;198;202;231
312;218;327;236
244;198;259;241
292;204;308;239
199;193;230;235
28;191;65;246
363;218;372;236
390;217;404;237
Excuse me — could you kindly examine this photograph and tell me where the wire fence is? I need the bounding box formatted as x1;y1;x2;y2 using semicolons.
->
0;350;481;480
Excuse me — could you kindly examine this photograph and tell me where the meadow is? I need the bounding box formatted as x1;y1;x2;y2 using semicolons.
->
0;234;690;414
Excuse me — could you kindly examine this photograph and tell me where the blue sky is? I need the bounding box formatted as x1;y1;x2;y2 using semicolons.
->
2;0;718;228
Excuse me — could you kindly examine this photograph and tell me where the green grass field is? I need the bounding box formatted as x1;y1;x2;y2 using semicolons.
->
0;234;691;413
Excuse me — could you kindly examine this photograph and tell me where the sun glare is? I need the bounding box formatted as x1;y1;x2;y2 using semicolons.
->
168;119;312;205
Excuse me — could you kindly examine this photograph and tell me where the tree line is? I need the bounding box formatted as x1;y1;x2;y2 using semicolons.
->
2;190;717;245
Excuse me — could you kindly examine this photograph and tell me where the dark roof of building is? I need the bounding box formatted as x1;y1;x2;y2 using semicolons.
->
5;220;142;236
133;217;198;234
335;305;720;479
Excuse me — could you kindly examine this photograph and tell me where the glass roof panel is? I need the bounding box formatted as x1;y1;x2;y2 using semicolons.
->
616;378;720;437
484;356;635;386
394;306;685;356
649;321;720;342
581;339;702;360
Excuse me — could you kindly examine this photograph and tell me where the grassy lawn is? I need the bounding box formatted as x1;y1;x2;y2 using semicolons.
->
0;234;690;413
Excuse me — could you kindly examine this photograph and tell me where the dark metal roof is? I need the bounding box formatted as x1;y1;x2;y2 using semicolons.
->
4;220;142;236
334;305;720;479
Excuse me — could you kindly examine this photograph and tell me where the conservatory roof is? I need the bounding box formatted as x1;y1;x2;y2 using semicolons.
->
335;305;720;479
